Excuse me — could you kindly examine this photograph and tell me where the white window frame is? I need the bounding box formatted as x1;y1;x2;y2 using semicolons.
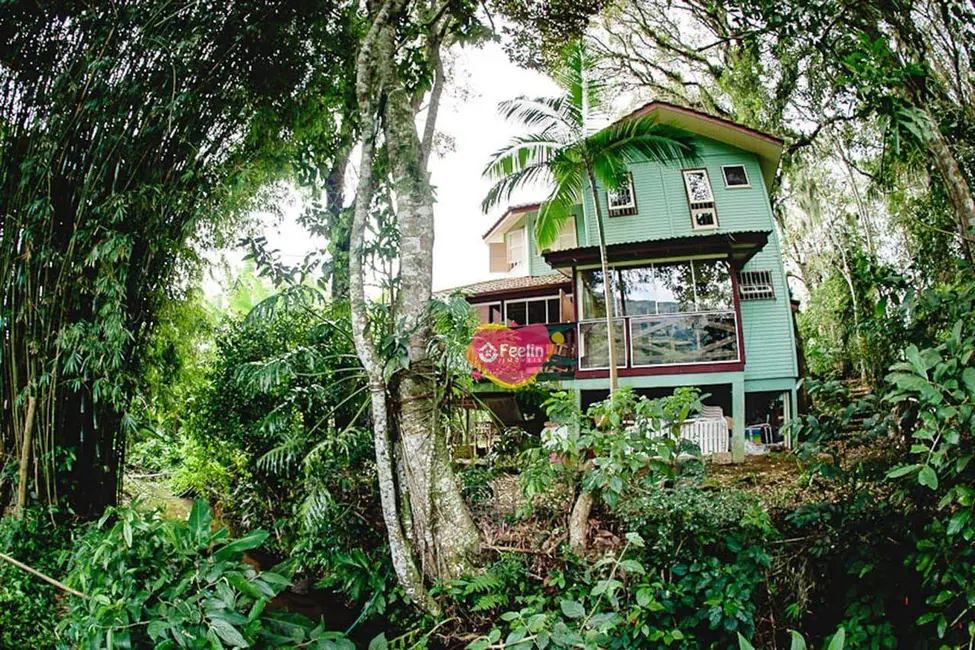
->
505;227;525;269
503;294;562;325
721;164;751;189
607;173;637;213
682;168;719;231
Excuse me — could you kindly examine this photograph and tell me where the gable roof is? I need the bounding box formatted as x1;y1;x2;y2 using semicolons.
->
616;101;784;191
483;202;541;243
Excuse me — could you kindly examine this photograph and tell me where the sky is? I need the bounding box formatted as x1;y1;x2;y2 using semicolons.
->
234;41;560;296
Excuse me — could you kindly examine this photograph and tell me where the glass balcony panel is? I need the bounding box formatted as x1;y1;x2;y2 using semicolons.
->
630;311;738;366
578;319;628;370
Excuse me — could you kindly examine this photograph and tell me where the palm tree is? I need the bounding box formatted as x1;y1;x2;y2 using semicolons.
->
482;42;699;392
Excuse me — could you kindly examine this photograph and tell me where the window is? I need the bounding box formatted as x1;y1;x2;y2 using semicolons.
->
738;269;775;301
579;260;739;368
682;169;718;230
540;218;578;253
504;296;562;325
506;228;525;269
579;269;621;319
722;164;751;188
607;173;637;217
474;302;503;324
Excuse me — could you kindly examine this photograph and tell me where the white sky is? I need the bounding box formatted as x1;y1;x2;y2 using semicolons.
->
228;41;559;297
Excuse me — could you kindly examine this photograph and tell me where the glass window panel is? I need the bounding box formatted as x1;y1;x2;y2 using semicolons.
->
630;312;738;366
580;269;620;319
618;266;657;316
490;304;503;323
579;319;627;370
528;300;547;324
652;262;695;313
547;298;561;323
506;301;527;326
692;260;733;311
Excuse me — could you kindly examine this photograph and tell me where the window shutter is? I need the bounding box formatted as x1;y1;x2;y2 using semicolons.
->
489;243;507;273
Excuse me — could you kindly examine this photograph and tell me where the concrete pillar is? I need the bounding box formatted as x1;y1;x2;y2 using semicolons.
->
731;375;746;463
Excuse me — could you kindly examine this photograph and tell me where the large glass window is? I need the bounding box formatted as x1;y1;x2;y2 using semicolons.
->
578;258;738;368
504;296;563;325
693;259;733;311
579;319;627;370
580;269;620;319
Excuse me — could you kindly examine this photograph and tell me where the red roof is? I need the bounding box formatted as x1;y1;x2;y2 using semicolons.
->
436;274;571;299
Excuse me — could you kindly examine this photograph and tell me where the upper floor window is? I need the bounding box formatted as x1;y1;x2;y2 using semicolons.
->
506;228;525;269
682;169;718;230
721;164;751;188
607;173;637;217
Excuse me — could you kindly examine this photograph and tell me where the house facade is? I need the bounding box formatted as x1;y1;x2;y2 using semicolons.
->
448;102;799;462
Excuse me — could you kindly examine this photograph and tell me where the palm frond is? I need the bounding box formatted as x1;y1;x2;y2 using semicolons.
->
556;41;609;131
498;96;574;136
589;118;700;187
482;160;555;213
535;161;584;249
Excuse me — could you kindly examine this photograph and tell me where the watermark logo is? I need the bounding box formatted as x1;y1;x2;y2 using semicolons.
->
466;323;554;388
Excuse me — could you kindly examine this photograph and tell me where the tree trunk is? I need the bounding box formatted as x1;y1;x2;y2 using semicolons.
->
568;489;593;552
587;168;619;393
349;0;479;607
15;395;37;516
382;70;480;582
920;107;975;262
349;1;436;613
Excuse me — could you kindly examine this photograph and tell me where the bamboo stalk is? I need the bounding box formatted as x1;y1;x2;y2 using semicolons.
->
15;395;36;516
0;551;87;599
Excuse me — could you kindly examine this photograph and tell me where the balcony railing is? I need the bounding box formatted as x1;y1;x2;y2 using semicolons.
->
579;310;739;371
474;314;738;382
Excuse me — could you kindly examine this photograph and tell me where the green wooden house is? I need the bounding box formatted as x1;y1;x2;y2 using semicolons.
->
447;102;799;462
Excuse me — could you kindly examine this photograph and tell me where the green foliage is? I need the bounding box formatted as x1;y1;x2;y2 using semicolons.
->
883;312;975;642
0;507;70;649
738;628;846;650
0;0;361;514
60;500;359;649
521;386;703;510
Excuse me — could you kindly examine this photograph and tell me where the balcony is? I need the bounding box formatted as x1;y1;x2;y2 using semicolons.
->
578;311;739;371
481;313;739;383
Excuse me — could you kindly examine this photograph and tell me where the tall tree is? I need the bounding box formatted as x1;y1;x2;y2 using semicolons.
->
348;0;485;612
482;42;698;395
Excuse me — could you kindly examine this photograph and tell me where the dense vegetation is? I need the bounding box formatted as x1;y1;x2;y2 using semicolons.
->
1;0;974;648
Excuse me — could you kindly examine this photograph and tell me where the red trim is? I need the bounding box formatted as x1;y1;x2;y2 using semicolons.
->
575;361;745;380
730;259;746;366
616;100;784;146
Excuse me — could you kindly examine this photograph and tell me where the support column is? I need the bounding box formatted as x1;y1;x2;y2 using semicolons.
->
731;375;745;463
787;386;798;449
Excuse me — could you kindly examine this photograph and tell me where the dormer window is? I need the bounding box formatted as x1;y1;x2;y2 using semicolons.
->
607;173;637;217
722;164;751;188
682;169;718;230
505;228;525;269
540;218;577;253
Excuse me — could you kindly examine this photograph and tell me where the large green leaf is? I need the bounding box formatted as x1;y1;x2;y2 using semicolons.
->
214;530;270;562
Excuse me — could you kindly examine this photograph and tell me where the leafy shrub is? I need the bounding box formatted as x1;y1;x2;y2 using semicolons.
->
0;507;70;649
59;499;353;648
